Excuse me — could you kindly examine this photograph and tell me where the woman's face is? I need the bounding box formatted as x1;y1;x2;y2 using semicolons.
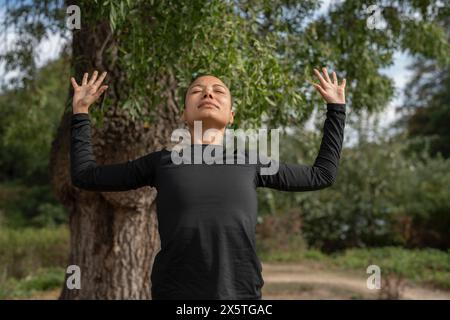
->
183;75;234;129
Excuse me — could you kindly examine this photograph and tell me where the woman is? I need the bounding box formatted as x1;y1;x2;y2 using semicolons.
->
70;68;346;300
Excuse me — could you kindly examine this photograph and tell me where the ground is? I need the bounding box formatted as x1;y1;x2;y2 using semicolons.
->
260;262;450;300
28;261;450;300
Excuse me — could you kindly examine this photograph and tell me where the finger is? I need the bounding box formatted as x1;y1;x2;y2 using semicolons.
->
82;73;88;85
332;71;338;85
71;77;79;89
312;83;326;96
88;70;99;85
340;78;347;88
93;71;107;89
322;67;331;83
93;85;108;100
313;68;327;87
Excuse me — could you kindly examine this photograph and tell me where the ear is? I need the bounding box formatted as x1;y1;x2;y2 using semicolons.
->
229;110;235;125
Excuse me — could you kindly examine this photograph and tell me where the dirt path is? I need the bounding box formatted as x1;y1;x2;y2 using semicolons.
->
261;262;450;300
28;262;450;300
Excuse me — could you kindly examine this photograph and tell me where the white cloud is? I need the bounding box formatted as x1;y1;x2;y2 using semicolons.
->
35;30;70;68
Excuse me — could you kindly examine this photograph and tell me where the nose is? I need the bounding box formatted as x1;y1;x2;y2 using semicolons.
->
203;87;214;99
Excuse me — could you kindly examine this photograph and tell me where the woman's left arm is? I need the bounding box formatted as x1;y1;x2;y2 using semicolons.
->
256;67;347;191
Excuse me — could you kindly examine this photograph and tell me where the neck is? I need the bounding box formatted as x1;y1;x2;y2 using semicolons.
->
188;121;226;145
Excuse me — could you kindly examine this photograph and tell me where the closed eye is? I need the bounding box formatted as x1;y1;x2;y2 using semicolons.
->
191;90;225;94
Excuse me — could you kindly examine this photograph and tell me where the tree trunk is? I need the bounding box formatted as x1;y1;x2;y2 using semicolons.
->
49;16;181;299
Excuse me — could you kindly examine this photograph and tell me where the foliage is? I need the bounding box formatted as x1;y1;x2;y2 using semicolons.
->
0;182;67;228
2;1;449;128
0;57;69;227
0;268;64;299
0;225;67;298
393;12;450;158
92;0;307;128
301;134;450;251
0;225;69;280
400;57;450;158
257;128;450;251
0;56;70;183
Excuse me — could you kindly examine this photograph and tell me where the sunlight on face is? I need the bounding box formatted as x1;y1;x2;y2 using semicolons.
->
183;75;234;130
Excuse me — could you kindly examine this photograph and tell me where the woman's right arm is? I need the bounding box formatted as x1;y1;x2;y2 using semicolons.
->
70;113;160;191
70;71;160;192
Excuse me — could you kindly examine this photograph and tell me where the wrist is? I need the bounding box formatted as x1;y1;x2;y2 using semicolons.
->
326;100;345;104
73;107;89;115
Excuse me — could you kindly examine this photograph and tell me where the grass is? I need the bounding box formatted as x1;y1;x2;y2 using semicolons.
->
0;225;69;299
0;268;65;299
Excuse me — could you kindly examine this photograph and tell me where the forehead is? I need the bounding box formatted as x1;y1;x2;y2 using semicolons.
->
190;76;227;89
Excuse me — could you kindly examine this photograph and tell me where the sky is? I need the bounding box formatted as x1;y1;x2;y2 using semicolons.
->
0;1;414;146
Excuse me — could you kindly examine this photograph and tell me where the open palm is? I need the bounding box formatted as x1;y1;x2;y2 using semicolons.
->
71;71;108;114
310;67;346;104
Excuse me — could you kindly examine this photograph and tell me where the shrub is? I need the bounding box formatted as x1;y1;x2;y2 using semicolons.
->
0;226;69;279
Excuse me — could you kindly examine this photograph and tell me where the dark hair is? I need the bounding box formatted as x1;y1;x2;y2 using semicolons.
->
182;73;233;109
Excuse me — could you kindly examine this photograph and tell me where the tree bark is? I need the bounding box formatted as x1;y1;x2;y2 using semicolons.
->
49;15;181;299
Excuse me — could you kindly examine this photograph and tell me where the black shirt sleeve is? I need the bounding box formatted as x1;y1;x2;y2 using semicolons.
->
70;113;160;191
256;103;346;191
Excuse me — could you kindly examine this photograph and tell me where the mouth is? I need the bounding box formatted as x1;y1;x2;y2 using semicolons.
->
198;102;220;110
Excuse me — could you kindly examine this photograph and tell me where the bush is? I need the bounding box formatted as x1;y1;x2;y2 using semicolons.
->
258;131;450;251
0;225;69;280
0;182;67;228
256;209;308;261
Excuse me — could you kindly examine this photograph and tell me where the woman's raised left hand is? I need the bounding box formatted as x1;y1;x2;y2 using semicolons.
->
311;67;346;104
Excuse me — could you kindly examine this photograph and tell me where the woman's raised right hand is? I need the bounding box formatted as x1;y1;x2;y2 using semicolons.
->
71;71;108;114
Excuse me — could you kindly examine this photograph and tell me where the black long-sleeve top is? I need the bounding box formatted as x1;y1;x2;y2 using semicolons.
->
70;103;346;300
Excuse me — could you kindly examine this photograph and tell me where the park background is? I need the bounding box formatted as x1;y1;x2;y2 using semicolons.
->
0;0;449;299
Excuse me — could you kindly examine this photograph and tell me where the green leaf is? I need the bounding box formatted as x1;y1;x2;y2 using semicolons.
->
264;96;276;107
